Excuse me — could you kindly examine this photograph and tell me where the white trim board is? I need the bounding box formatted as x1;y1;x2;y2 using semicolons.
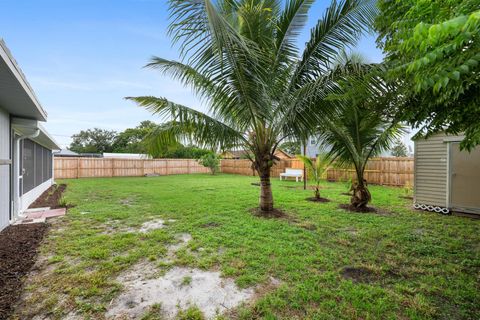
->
20;178;53;213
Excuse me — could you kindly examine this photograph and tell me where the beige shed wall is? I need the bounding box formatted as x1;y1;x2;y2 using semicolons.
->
414;133;449;208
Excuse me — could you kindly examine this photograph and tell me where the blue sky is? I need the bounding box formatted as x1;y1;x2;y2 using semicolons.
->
1;0;385;148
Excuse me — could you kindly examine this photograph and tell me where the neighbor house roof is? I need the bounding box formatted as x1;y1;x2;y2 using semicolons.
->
0;39;47;121
223;149;293;159
103;153;152;159
54;149;80;157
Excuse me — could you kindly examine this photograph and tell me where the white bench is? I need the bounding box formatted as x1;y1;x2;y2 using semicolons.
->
280;168;303;182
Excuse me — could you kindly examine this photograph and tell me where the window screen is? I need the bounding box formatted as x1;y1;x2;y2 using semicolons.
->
22;139;35;193
47;151;52;179
22;140;53;194
36;144;43;185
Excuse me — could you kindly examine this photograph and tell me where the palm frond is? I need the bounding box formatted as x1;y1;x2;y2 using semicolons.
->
275;0;316;59
126;96;246;150
293;0;377;85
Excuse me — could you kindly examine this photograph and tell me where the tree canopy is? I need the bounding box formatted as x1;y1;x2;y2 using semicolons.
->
390;140;408;157
68;121;211;157
69;128;117;154
376;0;480;150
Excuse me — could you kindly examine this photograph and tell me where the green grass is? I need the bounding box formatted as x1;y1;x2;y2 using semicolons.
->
17;174;480;319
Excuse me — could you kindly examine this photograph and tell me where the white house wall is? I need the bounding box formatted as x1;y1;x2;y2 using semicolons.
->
0;107;11;231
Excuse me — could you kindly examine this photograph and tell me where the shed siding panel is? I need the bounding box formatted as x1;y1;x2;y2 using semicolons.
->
0;108;10;231
414;133;448;207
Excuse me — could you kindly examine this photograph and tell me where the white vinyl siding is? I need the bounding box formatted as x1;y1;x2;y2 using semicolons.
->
0;107;11;231
414;133;448;207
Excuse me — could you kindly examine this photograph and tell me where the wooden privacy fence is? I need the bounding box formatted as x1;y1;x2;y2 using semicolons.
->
54;157;210;179
54;157;414;186
221;157;414;186
325;157;413;186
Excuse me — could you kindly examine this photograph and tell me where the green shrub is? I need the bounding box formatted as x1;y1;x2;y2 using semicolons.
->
198;153;220;175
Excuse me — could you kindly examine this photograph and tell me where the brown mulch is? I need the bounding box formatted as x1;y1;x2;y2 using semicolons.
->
339;204;377;213
0;224;49;319
250;207;290;219
29;184;67;209
306;197;330;203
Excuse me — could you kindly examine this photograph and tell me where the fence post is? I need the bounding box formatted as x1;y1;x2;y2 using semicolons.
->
76;158;80;179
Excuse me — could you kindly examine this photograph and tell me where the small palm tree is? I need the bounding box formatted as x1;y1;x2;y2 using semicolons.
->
127;0;377;214
319;65;407;209
297;154;330;200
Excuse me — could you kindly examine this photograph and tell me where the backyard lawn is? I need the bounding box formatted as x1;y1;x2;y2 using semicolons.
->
14;174;480;320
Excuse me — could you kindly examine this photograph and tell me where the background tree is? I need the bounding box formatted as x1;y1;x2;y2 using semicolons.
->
390;139;408;157
376;1;480;150
280;141;301;155
198;153;221;175
112;120;157;153
319;65;406;210
128;0;377;213
297;154;330;201
69;128;117;154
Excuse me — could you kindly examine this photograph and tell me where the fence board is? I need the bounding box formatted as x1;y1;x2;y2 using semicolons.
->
54;157;210;179
54;157;413;186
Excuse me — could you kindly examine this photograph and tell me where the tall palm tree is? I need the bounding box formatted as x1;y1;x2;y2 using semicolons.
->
127;0;377;214
318;65;407;209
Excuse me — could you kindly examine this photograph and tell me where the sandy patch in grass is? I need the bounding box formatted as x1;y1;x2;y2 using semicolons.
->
106;232;254;319
106;266;254;319
138;219;165;233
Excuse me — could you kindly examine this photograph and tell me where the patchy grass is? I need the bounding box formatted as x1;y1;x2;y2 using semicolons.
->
13;174;480;319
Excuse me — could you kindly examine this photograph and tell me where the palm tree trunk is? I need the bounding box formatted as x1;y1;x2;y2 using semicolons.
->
259;168;274;212
314;186;320;199
351;176;371;208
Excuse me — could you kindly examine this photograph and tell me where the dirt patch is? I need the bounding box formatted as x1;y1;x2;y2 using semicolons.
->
341;266;376;283
200;222;220;228
306;197;330;203
297;222;317;231
106;266;254;319
0;224;49;318
339;204;377;213
29;184;68;209
249;207;289;219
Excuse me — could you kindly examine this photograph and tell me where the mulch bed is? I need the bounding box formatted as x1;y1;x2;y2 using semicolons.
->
339;204;377;213
306;197;330;203
29;184;67;209
250;207;289;219
0;224;49;319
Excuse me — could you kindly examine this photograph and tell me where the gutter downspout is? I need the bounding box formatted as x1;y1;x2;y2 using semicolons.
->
12;129;40;221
